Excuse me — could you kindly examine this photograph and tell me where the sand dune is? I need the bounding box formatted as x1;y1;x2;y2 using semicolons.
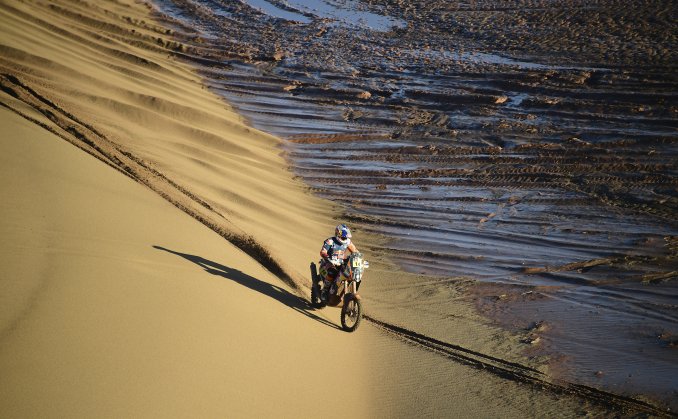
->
0;0;330;289
0;108;376;417
0;0;656;417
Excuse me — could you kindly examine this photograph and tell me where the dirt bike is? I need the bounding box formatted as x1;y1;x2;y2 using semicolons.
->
310;252;369;332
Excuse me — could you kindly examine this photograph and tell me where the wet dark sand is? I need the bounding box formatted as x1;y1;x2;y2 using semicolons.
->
152;0;677;409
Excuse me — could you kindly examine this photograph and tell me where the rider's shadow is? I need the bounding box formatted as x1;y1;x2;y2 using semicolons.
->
153;246;339;330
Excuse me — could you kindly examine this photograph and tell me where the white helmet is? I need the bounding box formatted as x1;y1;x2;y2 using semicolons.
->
335;224;352;244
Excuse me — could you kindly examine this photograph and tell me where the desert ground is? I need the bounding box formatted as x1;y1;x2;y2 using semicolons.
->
0;0;674;417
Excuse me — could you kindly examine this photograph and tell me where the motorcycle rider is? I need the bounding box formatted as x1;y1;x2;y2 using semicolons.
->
319;224;358;301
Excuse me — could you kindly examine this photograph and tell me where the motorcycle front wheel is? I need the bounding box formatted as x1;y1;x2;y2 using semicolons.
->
340;297;362;332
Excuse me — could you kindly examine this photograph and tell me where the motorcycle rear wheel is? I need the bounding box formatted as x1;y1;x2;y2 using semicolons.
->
310;281;325;309
340;297;362;332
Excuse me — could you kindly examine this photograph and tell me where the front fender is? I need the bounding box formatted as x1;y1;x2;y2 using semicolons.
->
343;293;361;304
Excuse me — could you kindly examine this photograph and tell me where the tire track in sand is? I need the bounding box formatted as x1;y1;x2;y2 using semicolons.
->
363;315;675;417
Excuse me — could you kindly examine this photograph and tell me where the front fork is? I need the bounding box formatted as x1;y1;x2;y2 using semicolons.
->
343;280;361;304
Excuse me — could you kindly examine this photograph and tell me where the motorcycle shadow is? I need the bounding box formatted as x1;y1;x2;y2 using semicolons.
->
153;246;340;330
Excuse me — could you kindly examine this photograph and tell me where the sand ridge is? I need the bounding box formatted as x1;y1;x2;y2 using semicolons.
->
0;0;330;290
0;107;378;417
